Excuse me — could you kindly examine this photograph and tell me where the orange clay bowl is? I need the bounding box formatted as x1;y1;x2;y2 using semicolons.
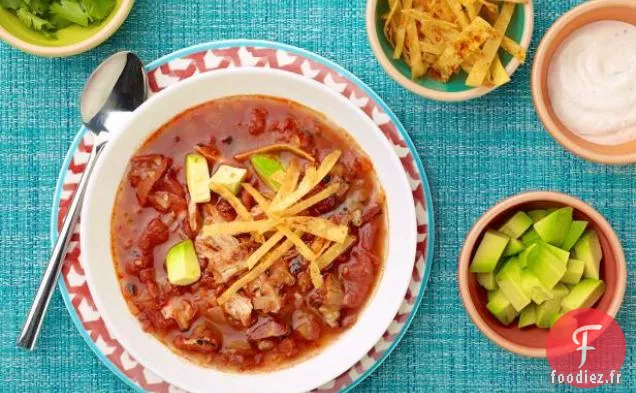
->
532;0;636;165
458;191;626;358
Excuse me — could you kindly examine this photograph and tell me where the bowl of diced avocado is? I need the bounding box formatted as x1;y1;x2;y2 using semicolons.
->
458;191;626;358
0;0;134;57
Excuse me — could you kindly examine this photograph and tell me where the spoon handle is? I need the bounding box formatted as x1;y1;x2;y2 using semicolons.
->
17;139;107;350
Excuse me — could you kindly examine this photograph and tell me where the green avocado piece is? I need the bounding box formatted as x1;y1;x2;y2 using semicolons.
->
503;238;525;257
526;244;567;289
470;230;510;273
496;258;531;312
166;240;201;286
487;289;519;326
518;303;537;328
186;153;211;203
210;164;248;195
533;207;573;247
574;230;603;279
561;279;606;312
518;243;538;268
250;154;285;191
477;272;498;290
521;270;553;305
549;283;570;300
562;258;585;285
499;211;533;239
541;241;570;265
561;220;589;251
528;209;548;222
521;228;541;246
536;298;562;329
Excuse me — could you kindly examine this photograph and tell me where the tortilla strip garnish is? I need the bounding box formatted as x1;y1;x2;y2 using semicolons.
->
383;0;402;44
245;230;285;270
465;2;515;87
501;36;526;63
233;143;315;163
269;150;341;213
316;235;357;270
202;219;279;237
405;18;427;79
309;262;324;289
392;0;412;59
217;236;297;305
278;226;316;261
284;216;348;244
210;183;252;221
401;9;458;29
282;183;341;217
445;0;469;29
241;183;271;210
490;56;510;86
432;17;495;82
271;159;301;207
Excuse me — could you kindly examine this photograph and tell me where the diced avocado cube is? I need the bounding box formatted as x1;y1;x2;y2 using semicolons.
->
549;312;566;328
536;298;562;329
503;238;525;257
521;270;553;305
209;164;248;195
533;207;573;247
250;154;285;191
487;289;519;326
496;258;531;312
540;241;570;265
562;258;585;285
469;230;510;273
574;230;603;280
518;243;538;268
518;303;537;328
521;228;541;246
561;279;606;312
499;211;533;239
477;272;498;290
528;209;548;222
166;240;201;286
546;208;558;214
561;220;589;251
549;283;570;300
526;244;567;289
186;153;211;203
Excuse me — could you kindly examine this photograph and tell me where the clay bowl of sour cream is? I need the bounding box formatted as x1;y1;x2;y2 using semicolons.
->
532;0;636;165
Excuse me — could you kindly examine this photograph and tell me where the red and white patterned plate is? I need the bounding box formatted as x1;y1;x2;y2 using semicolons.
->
52;40;434;393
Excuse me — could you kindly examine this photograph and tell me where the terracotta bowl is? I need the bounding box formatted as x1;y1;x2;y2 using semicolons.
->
458;191;626;357
531;0;636;165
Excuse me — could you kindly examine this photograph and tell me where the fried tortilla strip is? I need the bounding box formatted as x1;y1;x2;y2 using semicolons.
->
245;230;286;270
401;9;458;29
383;0;403;44
217;236;297;305
241;183;271;210
202;219;279;237
279;225;316;261
270;150;341;212
393;0;413;59
405;18;427;79
310;236;329;255
284;216;348;243
488;0;528;3
445;0;469;29
432;17;494;82
421;42;444;56
490;56;510;86
309;262;324;289
316;235;357;271
501;36;526;63
234;143;315;163
283;183;340;217
271;159;301;207
210;183;252;221
465;2;514;87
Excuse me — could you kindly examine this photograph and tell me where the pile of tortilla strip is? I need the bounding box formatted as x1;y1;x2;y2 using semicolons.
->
383;0;528;87
203;150;357;306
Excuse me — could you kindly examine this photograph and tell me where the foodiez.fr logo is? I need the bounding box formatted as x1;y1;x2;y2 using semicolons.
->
547;308;626;388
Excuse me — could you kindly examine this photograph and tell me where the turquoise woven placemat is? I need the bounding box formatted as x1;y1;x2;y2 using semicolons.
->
0;1;634;392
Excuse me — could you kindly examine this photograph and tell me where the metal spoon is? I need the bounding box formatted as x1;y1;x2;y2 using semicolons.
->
17;52;148;350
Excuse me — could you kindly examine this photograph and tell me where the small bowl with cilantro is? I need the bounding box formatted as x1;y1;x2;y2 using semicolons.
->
458;191;626;357
0;0;133;57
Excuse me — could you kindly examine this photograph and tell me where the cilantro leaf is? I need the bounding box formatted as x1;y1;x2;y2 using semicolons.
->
80;0;114;21
22;0;52;15
0;0;22;10
50;0;89;27
16;6;54;31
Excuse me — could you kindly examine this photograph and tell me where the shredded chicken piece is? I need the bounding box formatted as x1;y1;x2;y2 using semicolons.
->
247;276;283;314
318;274;344;328
222;293;253;327
247;317;289;340
161;298;196;331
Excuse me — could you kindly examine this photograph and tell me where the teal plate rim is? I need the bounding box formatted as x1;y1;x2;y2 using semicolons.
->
50;39;436;393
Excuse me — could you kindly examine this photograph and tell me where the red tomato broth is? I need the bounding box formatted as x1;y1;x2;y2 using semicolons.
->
111;95;387;371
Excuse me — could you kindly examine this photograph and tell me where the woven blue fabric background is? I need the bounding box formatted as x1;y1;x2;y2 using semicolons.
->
1;1;634;392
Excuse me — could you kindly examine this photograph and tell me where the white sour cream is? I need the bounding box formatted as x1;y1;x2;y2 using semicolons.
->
548;21;636;145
